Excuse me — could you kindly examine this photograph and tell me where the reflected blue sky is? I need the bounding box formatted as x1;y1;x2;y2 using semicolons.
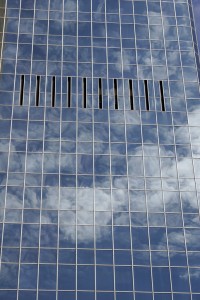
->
1;0;200;298
192;0;200;50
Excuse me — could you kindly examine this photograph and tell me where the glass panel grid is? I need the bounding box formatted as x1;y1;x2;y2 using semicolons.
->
0;0;200;300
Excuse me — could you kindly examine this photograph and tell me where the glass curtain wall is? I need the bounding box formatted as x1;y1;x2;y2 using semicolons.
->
0;0;200;300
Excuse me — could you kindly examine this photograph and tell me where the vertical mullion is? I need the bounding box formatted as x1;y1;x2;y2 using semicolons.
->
20;75;24;106
144;80;149;111
0;1;6;72
99;78;103;109
159;81;165;111
129;79;134;110
36;75;40;106
52;76;55;107
114;79;118;110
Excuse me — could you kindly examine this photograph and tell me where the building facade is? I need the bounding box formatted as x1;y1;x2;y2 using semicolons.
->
0;0;200;299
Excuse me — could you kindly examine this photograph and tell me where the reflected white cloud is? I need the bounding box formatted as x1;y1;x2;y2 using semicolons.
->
42;188;59;210
190;269;200;279
65;0;77;11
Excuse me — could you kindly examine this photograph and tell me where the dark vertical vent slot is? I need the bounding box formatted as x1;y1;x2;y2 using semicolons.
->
114;79;118;110
83;77;87;108
99;78;103;109
144;80;149;111
68;77;71;108
52;76;55;107
129;79;134;110
36;76;40;106
20;75;24;106
159;81;165;112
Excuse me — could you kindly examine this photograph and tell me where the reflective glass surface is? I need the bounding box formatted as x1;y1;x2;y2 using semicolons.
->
0;0;200;299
